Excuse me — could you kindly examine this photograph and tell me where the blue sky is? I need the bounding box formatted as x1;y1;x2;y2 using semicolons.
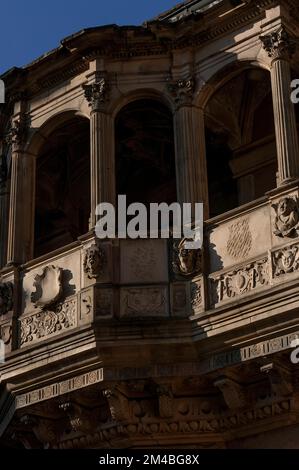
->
0;1;182;74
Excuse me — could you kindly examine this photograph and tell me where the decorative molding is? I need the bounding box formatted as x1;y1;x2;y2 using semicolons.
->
83;243;106;279
260;27;296;61
20;297;77;346
82;74;110;111
172;238;202;277
15;368;104;409
31;265;63;310
212;258;269;304
0;282;13;316
272;196;299;238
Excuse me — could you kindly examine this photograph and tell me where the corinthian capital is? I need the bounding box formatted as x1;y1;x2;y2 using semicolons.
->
4;117;26;149
83;74;110;112
167;76;195;107
260;27;296;61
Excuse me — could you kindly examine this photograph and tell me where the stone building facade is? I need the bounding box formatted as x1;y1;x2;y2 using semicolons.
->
1;0;299;448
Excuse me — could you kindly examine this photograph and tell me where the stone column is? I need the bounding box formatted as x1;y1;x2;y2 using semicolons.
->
261;27;299;185
169;77;209;218
6;116;34;265
83;75;114;229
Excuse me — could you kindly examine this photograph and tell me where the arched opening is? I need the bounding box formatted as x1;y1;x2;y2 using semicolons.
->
115;99;177;207
34;116;90;257
205;67;277;218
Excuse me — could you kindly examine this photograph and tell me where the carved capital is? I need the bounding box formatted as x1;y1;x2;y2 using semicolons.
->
260;27;296;61
167;76;195;107
83;74;110;111
0;282;13;315
5;117;26;149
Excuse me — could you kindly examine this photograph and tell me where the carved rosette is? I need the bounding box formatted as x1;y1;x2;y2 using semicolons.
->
0;282;13;315
272;196;299;238
260;27;296;61
167;76;195;106
82;75;109;112
31;265;63;309
83;244;106;279
172;238;202;278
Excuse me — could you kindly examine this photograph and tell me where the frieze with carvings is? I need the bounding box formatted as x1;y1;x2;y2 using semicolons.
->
212;258;269;304
83;243;106;279
31;265;63;309
272;243;299;277
173;238;202;278
20;298;77;346
0;282;13;315
272;196;299;238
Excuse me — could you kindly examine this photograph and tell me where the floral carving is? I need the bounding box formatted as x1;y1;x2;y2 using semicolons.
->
213;258;269;303
31;265;63;309
260;27;296;60
0;282;13;315
273;244;299;276
82;75;109;111
20;298;77;345
272;197;299;238
173;238;202;277
83;244;105;279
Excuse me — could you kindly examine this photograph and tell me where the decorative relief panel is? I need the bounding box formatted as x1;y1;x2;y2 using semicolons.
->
226;218;252;260
190;279;203;313
120;286;168;317
20;297;77;346
272;242;299;277
211;258;269;304
272;196;299;238
31;266;63;309
0;282;13;315
96;288;113;318
171;282;189;316
120;240;168;284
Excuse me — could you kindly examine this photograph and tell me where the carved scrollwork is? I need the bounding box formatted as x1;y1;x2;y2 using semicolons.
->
272;196;299;238
82;74;109;111
0;282;13;315
83;243;106;279
173;238;202;277
31;265;63;309
213;258;269;303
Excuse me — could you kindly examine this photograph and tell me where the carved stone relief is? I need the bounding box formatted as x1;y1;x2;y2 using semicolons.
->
83;244;106;279
120;287;168;317
0;282;13;315
272;243;299;276
190;279;203;313
212;258;269;303
20;298;77;346
226;218;252;260
272;197;299;238
173;238;202;277
31;266;63;309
